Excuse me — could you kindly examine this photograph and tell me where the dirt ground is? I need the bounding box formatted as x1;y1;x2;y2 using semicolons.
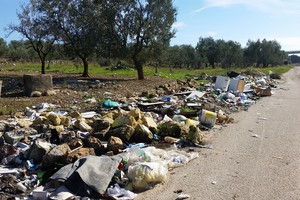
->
134;66;300;200
0;71;174;117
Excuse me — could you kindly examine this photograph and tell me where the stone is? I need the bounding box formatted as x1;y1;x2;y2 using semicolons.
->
128;108;141;120
84;136;105;155
106;125;135;142
105;109;125;120
67;138;83;150
92;118;111;136
133;124;153;143
142;116;157;129
45;89;57;96
78;121;93;132
107;136;124;154
60;131;76;143
60;116;71;127
30;91;42;97
112;116;137;129
47;125;64;133
158;121;188;138
66;148;95;163
29;139;52;164
23;74;53;96
32;116;47;126
70;111;82;118
42;143;71;169
47;113;61;126
164;136;180;143
17;119;32;128
186;126;203;144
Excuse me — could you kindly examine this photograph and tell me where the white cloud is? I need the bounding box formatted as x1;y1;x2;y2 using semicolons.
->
194;0;300;15
274;37;300;51
172;21;185;29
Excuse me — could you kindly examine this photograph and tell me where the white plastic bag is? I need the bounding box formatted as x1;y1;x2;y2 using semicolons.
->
127;162;168;191
107;184;137;200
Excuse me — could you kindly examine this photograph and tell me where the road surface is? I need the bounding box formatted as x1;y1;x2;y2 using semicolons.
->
135;66;300;200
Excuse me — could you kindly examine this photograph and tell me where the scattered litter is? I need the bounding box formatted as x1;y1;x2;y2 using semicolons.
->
103;99;120;107
272;156;283;159
0;68;278;198
257;117;268;120
176;193;191;200
251;134;260;138
107;184;137;200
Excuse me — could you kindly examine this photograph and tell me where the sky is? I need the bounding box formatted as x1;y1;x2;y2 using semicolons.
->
1;0;300;51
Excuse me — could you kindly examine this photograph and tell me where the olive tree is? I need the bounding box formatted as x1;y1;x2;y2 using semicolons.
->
120;0;177;79
7;0;56;74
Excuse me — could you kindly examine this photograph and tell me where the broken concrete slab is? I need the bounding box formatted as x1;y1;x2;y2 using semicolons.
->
23;74;53;96
42;143;71;169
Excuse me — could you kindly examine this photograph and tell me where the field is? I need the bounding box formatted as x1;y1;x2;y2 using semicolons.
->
0;62;292;117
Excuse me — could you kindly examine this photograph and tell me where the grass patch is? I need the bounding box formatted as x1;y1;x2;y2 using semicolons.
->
0;62;293;80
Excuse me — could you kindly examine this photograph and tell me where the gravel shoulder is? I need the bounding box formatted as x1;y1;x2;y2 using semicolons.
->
135;66;300;200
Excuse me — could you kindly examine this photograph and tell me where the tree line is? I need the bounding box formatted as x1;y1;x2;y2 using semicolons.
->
2;0;288;79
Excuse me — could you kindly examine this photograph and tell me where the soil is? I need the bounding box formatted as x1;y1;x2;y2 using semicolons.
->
0;70;174;118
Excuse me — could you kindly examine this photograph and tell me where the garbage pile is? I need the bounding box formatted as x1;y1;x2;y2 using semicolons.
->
0;70;279;199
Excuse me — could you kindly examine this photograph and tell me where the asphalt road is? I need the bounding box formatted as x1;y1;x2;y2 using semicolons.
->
135;66;300;200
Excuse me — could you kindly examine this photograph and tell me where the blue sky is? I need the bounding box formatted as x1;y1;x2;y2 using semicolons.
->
1;0;300;51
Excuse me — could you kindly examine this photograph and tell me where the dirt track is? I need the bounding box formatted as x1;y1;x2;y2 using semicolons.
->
136;66;300;200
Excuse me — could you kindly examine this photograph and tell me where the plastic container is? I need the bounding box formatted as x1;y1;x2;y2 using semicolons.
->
103;99;120;107
199;109;217;127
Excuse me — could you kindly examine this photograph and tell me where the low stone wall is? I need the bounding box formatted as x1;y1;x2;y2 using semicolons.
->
23;74;53;96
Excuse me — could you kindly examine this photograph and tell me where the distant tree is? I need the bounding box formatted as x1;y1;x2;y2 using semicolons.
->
217;40;243;68
196;37;218;68
244;39;261;67
180;44;197;68
166;45;184;68
7;40;28;61
0;38;8;58
259;39;284;67
244;39;284;67
7;0;56;74
121;0;177;79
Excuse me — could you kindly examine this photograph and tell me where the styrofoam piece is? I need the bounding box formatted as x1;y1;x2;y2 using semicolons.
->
214;76;230;91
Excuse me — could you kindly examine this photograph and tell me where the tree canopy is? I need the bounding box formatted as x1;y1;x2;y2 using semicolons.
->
4;0;291;73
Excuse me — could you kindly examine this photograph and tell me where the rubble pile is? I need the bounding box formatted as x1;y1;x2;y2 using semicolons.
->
0;70;279;199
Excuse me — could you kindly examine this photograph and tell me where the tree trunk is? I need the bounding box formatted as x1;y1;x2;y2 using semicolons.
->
82;57;89;77
41;60;46;74
133;57;144;80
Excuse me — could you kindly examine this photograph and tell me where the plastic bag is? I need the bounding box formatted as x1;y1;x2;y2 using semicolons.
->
127;162;168;191
167;150;199;168
124;147;153;164
107;184;137;200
